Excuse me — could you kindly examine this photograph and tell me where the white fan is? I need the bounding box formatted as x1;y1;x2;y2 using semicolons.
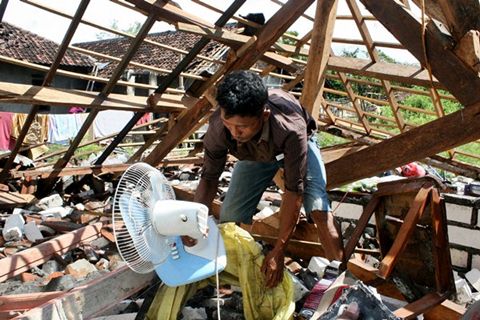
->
112;162;226;286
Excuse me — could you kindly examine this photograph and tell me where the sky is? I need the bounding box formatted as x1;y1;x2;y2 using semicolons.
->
3;0;417;63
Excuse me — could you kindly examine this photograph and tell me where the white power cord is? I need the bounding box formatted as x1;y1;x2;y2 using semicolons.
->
214;222;222;320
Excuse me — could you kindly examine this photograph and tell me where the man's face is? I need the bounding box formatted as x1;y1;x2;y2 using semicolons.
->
220;108;269;143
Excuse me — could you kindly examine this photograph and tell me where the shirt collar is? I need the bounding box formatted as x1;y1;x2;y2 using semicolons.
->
257;117;270;144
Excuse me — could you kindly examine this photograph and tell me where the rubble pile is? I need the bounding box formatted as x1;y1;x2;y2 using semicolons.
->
0;162;478;319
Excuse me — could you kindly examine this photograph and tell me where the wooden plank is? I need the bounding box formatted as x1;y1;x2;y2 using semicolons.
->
360;0;480;106
250;234;325;261
327;56;443;88
12;159;204;179
435;0;480;41
430;189;455;293
393;292;447;319
0;192;36;209
176;22;300;73
377;187;431;279
123;0;213;28
0;55;183;94
325;101;480;190
13;265;154;320
0;292;63;312
300;0;338;120
145;0;315;164
0;223;102;282
0;82;186;112
343;196;380;261
423;299;465;320
348;257;463;319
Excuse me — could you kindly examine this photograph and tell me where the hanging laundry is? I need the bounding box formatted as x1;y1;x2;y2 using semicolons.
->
136;112;152;126
11;113;49;159
48;114;82;144
11;113;49;145
0;112;14;151
93;110;133;139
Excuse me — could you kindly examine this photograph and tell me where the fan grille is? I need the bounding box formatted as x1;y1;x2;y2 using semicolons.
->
113;163;175;273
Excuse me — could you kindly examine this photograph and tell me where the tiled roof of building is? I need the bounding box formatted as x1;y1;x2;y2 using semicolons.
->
0;22;95;67
74;30;225;77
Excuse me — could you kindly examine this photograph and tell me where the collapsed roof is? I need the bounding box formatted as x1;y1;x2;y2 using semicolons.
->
0;0;479;187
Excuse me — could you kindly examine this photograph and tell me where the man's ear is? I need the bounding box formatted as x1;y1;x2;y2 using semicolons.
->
262;108;271;122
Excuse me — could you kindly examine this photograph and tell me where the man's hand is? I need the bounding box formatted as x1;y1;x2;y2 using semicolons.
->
261;247;285;288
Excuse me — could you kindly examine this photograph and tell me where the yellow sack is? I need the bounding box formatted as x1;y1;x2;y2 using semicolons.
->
147;223;295;320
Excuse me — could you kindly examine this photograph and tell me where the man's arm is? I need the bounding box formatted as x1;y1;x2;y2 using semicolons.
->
194;178;220;217
261;189;302;288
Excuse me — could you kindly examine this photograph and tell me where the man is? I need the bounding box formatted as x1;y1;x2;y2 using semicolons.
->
194;70;343;288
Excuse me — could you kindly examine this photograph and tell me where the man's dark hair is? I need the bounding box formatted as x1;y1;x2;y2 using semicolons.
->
216;70;268;118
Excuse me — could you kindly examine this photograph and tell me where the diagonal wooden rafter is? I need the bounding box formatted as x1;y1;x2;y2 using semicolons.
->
144;0;316;165
0;0;90;181
360;0;480;106
300;0;338;122
121;0;213;28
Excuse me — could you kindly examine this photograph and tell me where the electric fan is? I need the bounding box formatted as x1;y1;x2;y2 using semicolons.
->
112;162;227;286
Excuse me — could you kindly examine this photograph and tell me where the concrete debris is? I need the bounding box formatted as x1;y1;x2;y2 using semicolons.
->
33;193;64;210
24;221;43;242
39;206;73;219
65;258;99;279
2;211;25;241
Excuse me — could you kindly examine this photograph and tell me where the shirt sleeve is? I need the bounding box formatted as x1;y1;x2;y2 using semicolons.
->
201;114;228;182
282;130;308;194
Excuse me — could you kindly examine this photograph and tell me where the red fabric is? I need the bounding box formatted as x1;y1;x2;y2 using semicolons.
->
401;163;426;177
136;113;151;126
0;112;14;150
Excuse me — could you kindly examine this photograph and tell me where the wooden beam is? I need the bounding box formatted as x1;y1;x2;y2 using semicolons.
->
326;101;480;189
0;223;102;282
423;299;466;320
300;0;338;121
11;159;204;180
327;56;443;88
0;192;35;209
0;82;186;112
435;0;480;41
123;0;213;28
360;0;480;106
145;0;315;164
393;292;447;319
176;22;300;73
0;292;63;312
12;265;154;320
0;55;183;94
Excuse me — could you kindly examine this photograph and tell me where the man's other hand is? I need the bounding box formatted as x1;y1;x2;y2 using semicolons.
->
261;247;285;288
